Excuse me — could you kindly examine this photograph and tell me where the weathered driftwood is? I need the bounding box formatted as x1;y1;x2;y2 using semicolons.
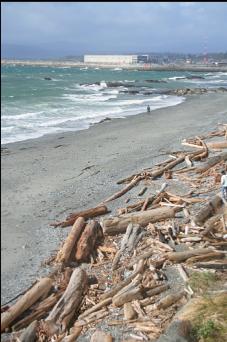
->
90;330;113;342
138;186;148;196
155;291;185;310
124;303;137;320
102;207;177;235
193;194;223;226
12;291;63;331
55;217;86;264
186;251;225;264
206;141;227;150
167;248;213;263
1;277;53;333
61;326;82;342
19;320;38;342
75;220;103;262
102;176;143;203
101;262;144;300
78;298;112;320
202;214;222;236
52;205;108;227
46;268;87;333
194;260;227;269
195;152;227;173
112;223;143;270
113;286;143;307
145;284;169;298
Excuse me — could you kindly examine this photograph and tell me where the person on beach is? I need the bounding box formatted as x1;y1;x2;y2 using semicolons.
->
221;170;227;201
147;105;151;113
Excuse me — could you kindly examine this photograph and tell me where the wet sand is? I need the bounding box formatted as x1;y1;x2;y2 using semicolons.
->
1;92;227;303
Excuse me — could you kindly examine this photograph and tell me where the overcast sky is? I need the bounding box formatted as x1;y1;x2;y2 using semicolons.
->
2;2;227;58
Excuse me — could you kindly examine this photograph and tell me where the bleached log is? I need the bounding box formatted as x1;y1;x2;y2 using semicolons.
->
55;217;86;264
167;248;213;263
1;277;53;333
61;326;82;342
102;207;177;235
145;284;169;298
46;268;87;333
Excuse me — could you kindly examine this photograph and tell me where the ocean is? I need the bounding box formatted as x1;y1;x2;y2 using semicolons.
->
1;65;227;144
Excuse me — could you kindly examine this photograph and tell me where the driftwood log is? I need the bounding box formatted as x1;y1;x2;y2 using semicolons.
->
195;152;227;173
55;217;86;264
1;277;53;333
155;291;185;310
19;320;38;342
75;220;103;262
112;223;143;270
102;207;177;235
45;268;87;333
90;330;113;342
193;194;223;226
167;248;213;263
51;205;108;227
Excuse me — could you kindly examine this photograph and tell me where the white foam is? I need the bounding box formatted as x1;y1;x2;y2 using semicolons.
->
1;111;44;120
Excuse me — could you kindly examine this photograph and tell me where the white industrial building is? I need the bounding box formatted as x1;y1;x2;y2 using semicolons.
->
84;55;148;65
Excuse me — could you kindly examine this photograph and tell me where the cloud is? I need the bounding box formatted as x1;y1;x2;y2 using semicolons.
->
1;2;227;58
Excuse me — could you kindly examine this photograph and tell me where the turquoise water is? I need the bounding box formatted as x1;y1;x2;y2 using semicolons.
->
1;65;227;144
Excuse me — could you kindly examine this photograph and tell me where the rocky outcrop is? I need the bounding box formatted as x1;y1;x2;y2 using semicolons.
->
145;79;167;83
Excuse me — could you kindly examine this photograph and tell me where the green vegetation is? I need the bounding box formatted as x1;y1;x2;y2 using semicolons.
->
187;272;227;341
188;271;217;294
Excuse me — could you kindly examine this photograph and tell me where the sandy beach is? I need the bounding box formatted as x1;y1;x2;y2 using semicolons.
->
1;92;227;304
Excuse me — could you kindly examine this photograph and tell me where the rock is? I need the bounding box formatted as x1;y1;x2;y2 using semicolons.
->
119;90;140;94
185;75;205;80
44;77;52;80
145;79;167;83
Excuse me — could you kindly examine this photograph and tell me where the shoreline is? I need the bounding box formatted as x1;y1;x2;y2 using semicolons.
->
1;92;227;304
2;59;227;72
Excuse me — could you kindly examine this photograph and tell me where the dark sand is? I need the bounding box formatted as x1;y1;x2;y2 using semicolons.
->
1;92;227;304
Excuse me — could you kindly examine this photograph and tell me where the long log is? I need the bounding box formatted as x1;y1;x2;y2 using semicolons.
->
100;262;144;301
46;268;87;333
55;217;86;264
103;207;177;235
194;260;227;269
113;287;143;307
75;220;103;262
195;152;227;173
167;248;213;263
102;176;143;203
193;194;223;226
186;251;225;264
12;291;63;331
51;205;108;227
206;141;227;149
1;277;53;333
78;298;112;320
155;291;185;310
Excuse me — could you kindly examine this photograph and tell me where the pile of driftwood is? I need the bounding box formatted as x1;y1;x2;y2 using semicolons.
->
1;124;227;342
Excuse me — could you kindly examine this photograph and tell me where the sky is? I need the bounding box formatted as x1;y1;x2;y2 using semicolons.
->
1;2;227;59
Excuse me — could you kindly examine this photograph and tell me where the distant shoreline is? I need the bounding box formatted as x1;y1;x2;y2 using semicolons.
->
2;59;227;72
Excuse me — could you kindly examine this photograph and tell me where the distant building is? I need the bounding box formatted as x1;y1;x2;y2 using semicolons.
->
84;55;148;65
